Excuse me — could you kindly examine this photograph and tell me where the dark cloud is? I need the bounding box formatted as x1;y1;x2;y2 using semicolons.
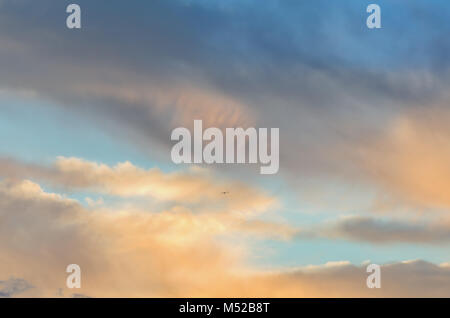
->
332;217;450;245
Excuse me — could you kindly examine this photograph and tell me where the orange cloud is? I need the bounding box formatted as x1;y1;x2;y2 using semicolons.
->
0;156;276;213
1;179;449;297
360;105;450;211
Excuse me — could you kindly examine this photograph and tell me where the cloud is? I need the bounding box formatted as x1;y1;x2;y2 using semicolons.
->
0;156;276;213
0;178;449;297
282;97;450;217
1;0;450;296
323;216;450;245
1;1;450;218
0;178;240;297
71;293;91;298
358;105;450;211
0;177;296;297
1;0;449;162
279;259;450;297
0;278;33;297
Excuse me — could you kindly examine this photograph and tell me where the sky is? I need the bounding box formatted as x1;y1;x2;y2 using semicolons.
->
1;0;450;297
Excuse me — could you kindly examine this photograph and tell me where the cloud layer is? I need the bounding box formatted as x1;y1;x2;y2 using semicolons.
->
1;177;450;297
1;0;450;297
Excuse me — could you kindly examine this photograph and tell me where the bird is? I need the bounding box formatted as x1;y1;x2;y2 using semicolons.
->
221;191;229;195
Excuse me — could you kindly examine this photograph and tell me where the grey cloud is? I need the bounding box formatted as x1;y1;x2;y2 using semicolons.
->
1;0;448;128
1;0;450;193
71;293;91;298
317;216;450;245
283;260;450;297
0;278;33;297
